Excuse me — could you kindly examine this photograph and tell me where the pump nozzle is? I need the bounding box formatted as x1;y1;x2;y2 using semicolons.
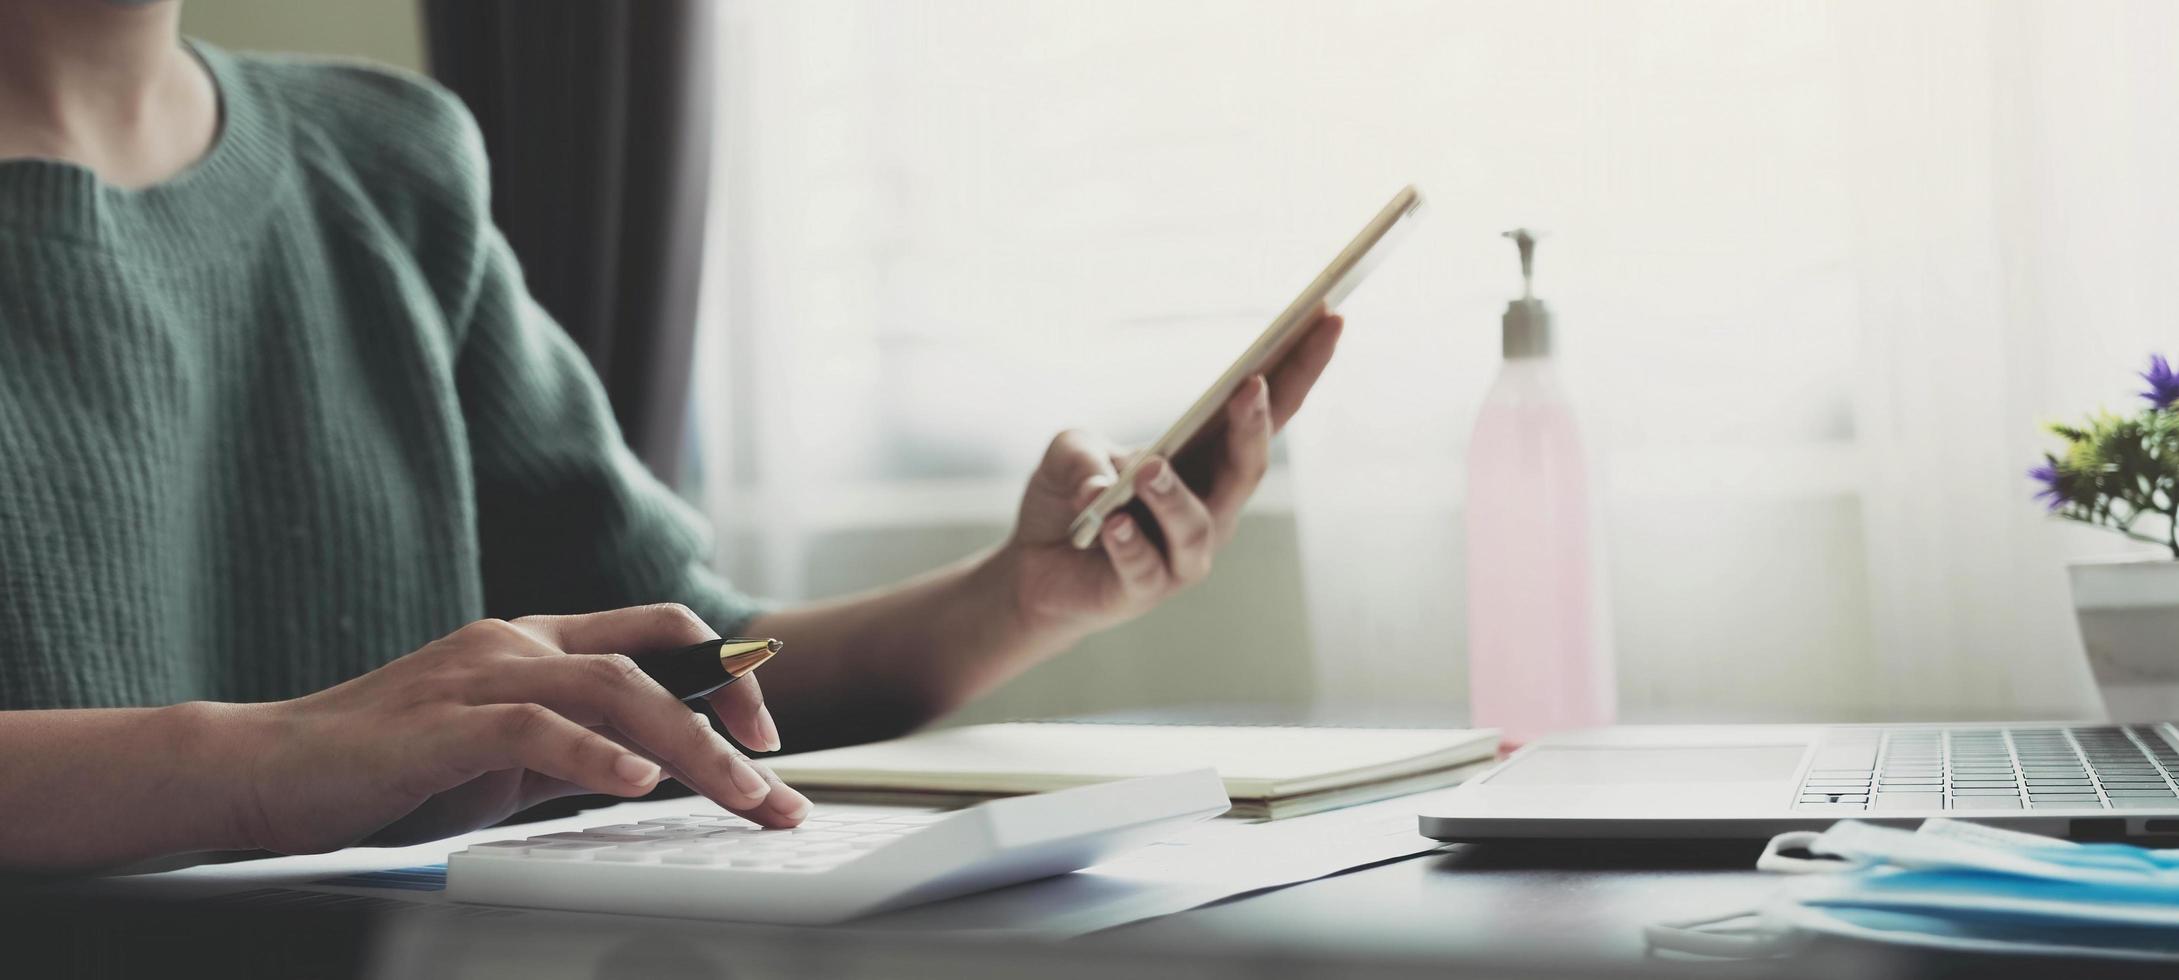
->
1502;228;1541;299
1498;229;1552;358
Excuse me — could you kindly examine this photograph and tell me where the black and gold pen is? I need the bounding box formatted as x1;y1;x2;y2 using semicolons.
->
634;637;781;700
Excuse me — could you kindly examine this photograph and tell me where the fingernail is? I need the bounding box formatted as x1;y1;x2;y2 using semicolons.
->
1110;516;1135;543
729;757;771;800
614;755;661;788
757;706;782;753
1150;460;1175;493
772;785;812;822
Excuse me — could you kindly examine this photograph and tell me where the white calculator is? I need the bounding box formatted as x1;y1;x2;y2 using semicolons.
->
447;768;1229;924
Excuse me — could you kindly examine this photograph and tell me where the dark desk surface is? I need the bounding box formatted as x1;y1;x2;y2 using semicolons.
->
8;838;2162;979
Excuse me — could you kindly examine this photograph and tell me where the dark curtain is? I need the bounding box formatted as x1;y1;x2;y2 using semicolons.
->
422;0;715;483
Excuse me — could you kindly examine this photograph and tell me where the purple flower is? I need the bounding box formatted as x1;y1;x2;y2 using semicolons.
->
2142;354;2179;409
2028;459;2071;512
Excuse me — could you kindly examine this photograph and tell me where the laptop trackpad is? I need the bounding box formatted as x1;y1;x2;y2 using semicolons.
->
1485;746;1806;786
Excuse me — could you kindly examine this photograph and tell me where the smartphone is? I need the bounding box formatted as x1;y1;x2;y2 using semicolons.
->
1067;185;1426;550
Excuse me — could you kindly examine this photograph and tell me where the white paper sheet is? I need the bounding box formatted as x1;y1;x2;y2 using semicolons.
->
77;789;1457;937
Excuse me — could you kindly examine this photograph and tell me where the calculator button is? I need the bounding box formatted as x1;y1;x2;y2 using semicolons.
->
592;849;656;863
615;840;689;852
525;843;606;858
691;840;758;853
661;851;722;865
534;831;652;843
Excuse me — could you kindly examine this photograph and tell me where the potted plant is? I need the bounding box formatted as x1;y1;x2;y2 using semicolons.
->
2031;354;2179;721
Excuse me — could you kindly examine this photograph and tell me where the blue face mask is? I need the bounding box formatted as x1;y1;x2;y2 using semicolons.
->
1646;819;2179;962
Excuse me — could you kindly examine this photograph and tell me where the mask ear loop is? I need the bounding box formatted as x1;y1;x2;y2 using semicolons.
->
1757;830;1859;874
1643;910;1802;959
1645;830;1866;959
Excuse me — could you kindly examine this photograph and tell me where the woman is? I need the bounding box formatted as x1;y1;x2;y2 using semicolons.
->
0;1;1341;871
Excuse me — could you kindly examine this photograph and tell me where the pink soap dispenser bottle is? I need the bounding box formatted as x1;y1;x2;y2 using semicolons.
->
1465;230;1614;748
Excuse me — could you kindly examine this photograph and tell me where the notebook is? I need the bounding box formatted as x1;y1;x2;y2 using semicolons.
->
766;722;1501;819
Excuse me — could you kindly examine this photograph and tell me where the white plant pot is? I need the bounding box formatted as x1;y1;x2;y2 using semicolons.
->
2067;555;2179;722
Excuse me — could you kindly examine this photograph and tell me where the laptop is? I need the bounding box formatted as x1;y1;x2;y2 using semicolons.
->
1418;722;2179;841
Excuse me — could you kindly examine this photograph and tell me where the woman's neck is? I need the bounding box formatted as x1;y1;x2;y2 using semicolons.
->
0;1;217;190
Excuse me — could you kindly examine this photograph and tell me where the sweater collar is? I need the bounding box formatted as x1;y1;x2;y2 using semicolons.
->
0;40;290;257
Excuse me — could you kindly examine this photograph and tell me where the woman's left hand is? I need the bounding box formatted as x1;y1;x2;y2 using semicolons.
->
1000;313;1343;640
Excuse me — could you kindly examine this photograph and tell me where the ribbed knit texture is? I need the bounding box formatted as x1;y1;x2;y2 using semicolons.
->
0;43;759;710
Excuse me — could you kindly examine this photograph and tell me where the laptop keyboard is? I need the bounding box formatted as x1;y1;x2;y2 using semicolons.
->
1795;724;2179;812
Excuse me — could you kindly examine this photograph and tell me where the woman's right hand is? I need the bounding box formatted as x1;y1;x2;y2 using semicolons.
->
227;605;810;856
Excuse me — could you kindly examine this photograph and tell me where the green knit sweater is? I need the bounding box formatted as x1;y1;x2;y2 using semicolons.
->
0;43;759;710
